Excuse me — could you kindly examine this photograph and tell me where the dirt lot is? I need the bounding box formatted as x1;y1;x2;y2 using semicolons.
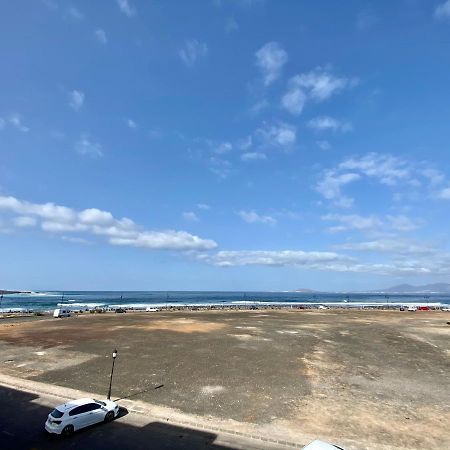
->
0;310;449;449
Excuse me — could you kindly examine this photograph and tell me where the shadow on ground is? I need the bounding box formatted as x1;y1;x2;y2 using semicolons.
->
0;385;239;449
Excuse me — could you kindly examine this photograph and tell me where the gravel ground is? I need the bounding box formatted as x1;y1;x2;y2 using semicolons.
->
0;309;449;449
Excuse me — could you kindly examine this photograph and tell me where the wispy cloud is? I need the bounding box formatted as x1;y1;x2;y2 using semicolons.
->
255;121;296;149
198;248;450;276
307;116;352;132
0;195;217;251
179;39;208;67
356;11;378;31
322;213;422;233
9;114;30;133
282;67;356;115
225;17;239;33
117;0;136;17
127;119;137;129
316;171;360;208
435;1;450;20
238;210;276;225
94;28;107;44
322;213;383;233
75;134;103;158
200;249;348;268
182;211;199;222
69;90;85;111
241;152;267;162
197;203;210;210
438;187;450;199
67;6;83;20
255;42;288;86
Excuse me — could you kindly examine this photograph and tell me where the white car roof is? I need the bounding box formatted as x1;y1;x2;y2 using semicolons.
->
302;440;344;450
55;398;96;412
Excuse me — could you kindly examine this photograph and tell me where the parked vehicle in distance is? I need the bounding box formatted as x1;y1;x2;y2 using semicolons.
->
407;306;417;312
145;307;159;312
302;440;345;450
53;308;71;318
45;398;119;436
114;308;126;313
399;306;405;311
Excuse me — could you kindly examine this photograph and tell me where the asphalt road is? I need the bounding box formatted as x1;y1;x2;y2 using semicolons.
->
0;384;273;450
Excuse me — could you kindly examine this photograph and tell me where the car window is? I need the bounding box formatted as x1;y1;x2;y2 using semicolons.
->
69;404;90;416
94;399;106;406
50;408;64;418
85;403;102;412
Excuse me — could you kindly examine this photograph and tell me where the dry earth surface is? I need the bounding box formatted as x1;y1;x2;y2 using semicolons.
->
0;310;449;449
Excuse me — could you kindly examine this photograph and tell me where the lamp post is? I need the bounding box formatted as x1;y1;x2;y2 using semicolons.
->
107;349;118;400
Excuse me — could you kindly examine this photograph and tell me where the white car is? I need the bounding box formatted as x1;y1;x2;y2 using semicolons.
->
45;398;119;436
302;440;345;450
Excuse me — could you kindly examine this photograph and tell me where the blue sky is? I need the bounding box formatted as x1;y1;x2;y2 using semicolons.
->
1;0;450;291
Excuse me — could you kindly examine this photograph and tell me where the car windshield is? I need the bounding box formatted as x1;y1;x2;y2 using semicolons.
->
94;399;106;406
50;408;64;418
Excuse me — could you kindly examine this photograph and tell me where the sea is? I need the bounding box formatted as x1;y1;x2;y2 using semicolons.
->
1;291;449;312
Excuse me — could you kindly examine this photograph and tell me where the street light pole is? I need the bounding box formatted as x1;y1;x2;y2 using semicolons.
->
107;349;118;400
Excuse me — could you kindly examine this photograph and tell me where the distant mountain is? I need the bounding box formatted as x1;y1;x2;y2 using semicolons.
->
378;283;450;293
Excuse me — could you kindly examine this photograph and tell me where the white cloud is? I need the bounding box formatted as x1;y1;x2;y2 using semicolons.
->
256;121;296;148
335;239;435;256
75;134;103;158
322;213;383;232
241;152;267;161
323;213;422;233
438;187;450;199
9;114;29;133
0;118;5;129
282;68;355;115
435;1;450;20
197;203;210;210
69;90;84;111
281;85;306;115
316;171;360;208
338;153;410;186
199;248;450;276
255;42;288;86
238;210;276;225
307;116;352;132
387;215;421;232
127;119;137;129
179;40;208;67
0;195;217;251
202;249;348;267
117;0;136;17
13;216;37;227
95;28;107;44
182;211;199;222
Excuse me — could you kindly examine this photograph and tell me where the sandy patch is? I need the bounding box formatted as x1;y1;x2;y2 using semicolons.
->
128;319;226;334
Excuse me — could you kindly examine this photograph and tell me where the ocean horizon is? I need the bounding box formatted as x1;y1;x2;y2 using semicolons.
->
1;290;449;312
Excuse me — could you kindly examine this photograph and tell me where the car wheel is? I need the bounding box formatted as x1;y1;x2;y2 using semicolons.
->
61;425;74;437
104;411;115;422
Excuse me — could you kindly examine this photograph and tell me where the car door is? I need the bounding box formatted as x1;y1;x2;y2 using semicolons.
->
69;404;91;430
84;403;104;426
